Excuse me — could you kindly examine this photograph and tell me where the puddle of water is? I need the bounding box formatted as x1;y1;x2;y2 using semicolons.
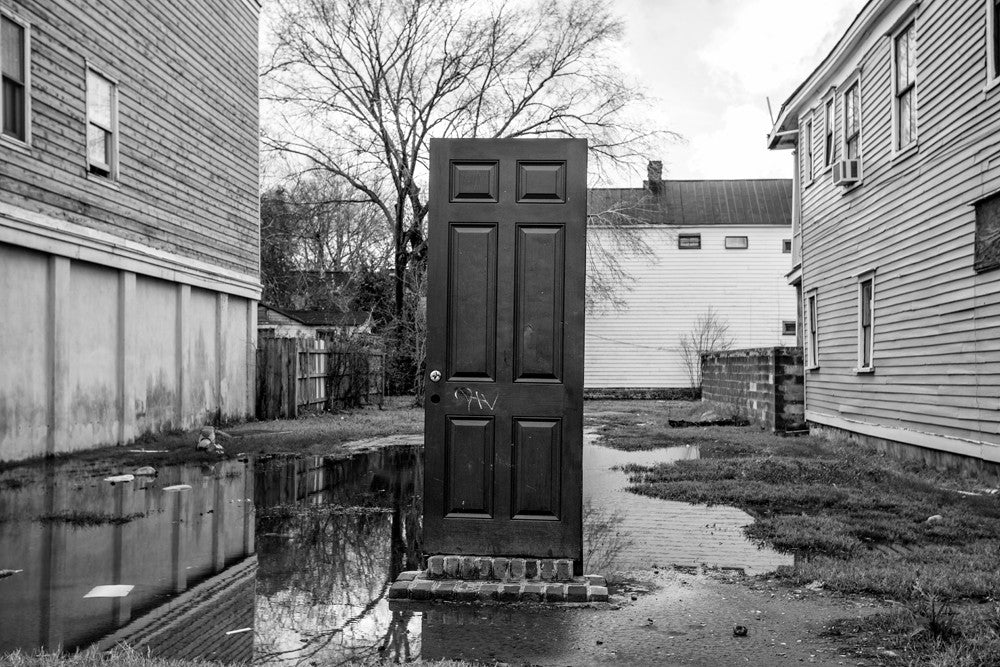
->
0;459;255;659
584;428;793;575
0;428;791;665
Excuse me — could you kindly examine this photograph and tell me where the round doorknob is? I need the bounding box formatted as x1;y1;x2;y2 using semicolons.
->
429;370;442;382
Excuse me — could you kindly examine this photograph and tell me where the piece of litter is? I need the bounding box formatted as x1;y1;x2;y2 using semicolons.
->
225;628;252;635
84;585;134;598
163;484;192;492
925;514;943;523
127;449;167;453
104;475;135;484
0;569;24;579
134;466;157;476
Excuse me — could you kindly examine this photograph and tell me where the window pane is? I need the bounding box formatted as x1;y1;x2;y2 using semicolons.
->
907;25;916;85
895;29;908;91
2;78;23;139
724;236;748;249
87;69;112;128
1;17;24;82
899;91;912;147
87;123;110;167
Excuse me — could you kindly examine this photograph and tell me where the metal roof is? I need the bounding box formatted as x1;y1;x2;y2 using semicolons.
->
588;179;792;227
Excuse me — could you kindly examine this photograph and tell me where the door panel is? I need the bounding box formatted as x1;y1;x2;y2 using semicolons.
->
511;418;561;520
447;224;497;381
444;417;494;518
515;225;565;382
424;138;586;564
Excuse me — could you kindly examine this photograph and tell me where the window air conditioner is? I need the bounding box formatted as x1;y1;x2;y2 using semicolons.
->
832;159;861;186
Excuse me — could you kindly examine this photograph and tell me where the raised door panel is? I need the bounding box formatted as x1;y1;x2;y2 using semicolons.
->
445;417;494;517
447;224;497;380
514;225;565;382
511;419;561;519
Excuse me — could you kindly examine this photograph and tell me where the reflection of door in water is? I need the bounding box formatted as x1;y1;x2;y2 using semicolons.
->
423;138;587;565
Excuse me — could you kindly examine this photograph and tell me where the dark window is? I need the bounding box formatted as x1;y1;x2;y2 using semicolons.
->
724;236;748;249
87;68;116;176
782;239;792;253
1;15;26;141
782;321;796;336
824;98;835;166
802;120;813;181
678;233;701;249
894;21;916;150
994;0;1000;78
859;277;874;368
844;81;860;159
807;293;818;367
975;191;1000;272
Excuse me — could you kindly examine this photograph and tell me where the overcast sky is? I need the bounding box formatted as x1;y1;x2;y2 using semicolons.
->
609;0;866;184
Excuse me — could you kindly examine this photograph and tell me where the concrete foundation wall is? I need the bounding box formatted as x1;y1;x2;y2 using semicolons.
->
701;347;805;432
0;242;256;462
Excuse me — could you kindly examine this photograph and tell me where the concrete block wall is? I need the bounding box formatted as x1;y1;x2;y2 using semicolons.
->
701;347;805;432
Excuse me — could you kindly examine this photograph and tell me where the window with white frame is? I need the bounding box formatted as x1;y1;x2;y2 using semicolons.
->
782;239;792;253
990;0;1000;85
86;67;117;177
823;97;835;167
724;235;748;249
857;273;875;371
802;117;814;182
843;78;861;160
894;20;917;150
782;320;797;336
806;291;819;369
1;12;29;143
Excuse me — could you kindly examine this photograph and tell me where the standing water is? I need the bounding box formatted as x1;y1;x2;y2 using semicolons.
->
1;433;792;664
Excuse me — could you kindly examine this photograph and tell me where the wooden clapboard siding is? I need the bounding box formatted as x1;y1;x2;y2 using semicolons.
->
585;225;797;388
786;0;1000;457
0;0;259;275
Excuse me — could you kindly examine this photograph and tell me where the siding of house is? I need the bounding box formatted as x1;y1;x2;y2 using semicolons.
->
0;0;260;461
789;0;1000;461
0;0;259;273
585;226;798;388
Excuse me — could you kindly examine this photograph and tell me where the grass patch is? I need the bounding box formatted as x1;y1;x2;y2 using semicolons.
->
35;510;146;527
590;400;1000;662
0;646;483;666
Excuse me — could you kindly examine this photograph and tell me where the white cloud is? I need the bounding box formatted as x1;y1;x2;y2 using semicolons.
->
675;103;791;179
698;0;864;101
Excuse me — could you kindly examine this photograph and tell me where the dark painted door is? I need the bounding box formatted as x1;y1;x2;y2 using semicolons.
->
423;138;587;564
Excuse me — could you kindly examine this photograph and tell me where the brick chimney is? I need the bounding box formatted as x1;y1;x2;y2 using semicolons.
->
646;160;663;193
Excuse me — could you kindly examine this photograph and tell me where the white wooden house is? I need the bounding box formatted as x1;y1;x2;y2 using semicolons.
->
585;165;798;391
0;0;261;461
257;304;374;340
768;0;1000;466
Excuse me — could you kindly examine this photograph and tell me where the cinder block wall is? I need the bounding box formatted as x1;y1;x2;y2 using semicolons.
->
701;347;805;432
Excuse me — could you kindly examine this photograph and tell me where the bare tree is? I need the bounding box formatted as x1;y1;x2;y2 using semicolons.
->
679;307;735;391
261;0;667;324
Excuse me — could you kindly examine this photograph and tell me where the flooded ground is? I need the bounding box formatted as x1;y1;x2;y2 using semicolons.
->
1;432;853;666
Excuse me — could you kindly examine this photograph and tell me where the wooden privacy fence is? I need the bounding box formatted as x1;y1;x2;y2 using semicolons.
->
256;338;385;419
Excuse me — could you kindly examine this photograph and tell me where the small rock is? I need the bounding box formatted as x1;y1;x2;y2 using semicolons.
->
805;580;825;591
134;466;157;476
925;514;943;523
733;625;748;637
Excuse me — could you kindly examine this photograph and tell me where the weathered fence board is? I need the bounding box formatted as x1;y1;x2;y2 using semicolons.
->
256;338;384;420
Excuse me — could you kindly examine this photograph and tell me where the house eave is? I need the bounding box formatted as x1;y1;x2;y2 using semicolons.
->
767;0;913;150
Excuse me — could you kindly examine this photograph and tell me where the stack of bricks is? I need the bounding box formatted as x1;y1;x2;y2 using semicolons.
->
388;555;608;604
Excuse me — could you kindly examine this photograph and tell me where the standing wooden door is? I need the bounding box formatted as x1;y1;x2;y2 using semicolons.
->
423;138;587;564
